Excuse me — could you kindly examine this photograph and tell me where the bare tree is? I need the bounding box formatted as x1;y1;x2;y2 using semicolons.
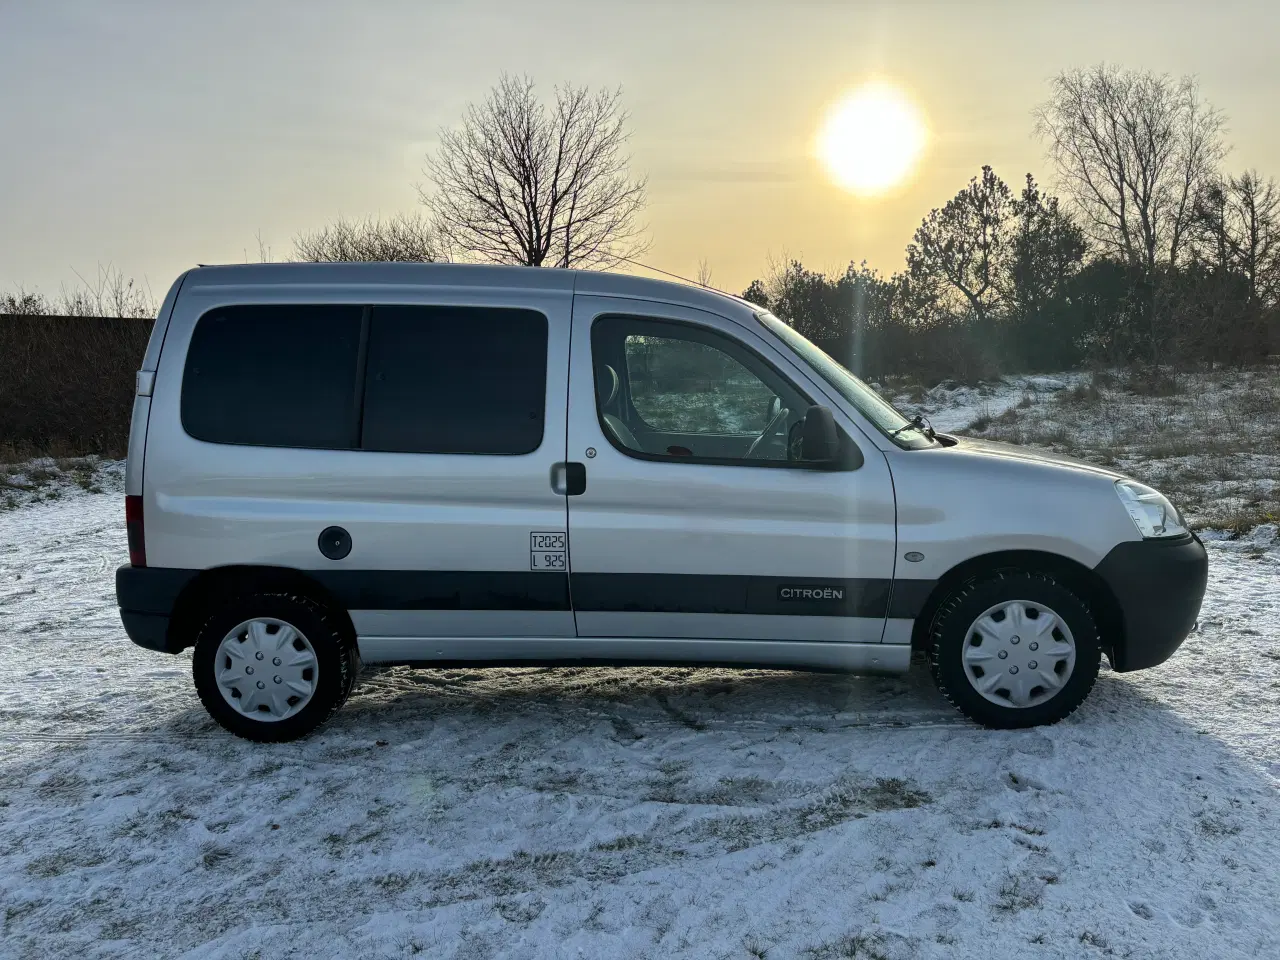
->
1035;65;1227;277
421;74;648;269
1185;170;1280;363
59;264;156;318
906;166;1014;323
292;212;438;263
695;259;714;288
1217;171;1280;305
2;266;155;319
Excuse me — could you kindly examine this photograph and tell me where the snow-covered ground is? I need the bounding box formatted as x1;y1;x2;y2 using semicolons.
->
3;383;1279;959
875;373;1086;435
0;456;124;512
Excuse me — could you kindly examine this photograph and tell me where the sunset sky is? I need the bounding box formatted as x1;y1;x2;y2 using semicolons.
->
3;0;1279;299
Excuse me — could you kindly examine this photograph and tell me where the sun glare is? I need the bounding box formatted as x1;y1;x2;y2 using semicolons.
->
817;83;927;196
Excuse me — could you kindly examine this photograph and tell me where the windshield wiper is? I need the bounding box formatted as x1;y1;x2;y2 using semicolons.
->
889;414;936;441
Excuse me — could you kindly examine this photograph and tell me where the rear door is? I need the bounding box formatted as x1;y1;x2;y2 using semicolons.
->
564;295;898;644
346;302;573;653
149;285;574;658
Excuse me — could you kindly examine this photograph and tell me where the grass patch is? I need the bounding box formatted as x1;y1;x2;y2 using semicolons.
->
590;834;645;852
993;875;1044;913
803;930;898;960
1209;506;1280;536
1126;367;1183;396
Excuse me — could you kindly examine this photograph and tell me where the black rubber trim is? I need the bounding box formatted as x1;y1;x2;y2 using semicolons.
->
570;573;893;618
312;570;571;612
119;610;174;653
116;565;198;616
115;565;936;621
887;579;935;619
1094;534;1208;672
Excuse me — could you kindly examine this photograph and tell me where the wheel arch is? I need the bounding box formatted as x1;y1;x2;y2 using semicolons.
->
909;550;1124;667
167;565;356;653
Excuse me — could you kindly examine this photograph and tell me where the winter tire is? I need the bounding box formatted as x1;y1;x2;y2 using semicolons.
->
193;592;359;742
930;570;1101;729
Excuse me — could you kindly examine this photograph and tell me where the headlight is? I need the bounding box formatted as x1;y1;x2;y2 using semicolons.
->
1115;480;1188;538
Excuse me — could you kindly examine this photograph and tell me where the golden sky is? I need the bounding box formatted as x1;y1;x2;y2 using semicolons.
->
3;0;1279;297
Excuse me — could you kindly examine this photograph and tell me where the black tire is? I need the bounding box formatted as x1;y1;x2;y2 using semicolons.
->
192;592;359;742
929;570;1101;729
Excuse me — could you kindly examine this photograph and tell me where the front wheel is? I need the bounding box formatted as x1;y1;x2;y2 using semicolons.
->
193;592;359;742
929;570;1101;729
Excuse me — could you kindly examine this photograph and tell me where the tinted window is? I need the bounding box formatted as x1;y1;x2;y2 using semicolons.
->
361;306;547;455
182;305;363;448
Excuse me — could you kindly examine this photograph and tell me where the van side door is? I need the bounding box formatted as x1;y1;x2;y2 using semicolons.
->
564;296;898;648
148;288;574;660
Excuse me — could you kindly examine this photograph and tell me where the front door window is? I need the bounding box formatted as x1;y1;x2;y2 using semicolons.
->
592;316;809;464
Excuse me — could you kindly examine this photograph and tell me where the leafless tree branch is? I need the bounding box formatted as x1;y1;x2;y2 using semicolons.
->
420;74;649;269
1035;64;1227;276
292;212;439;263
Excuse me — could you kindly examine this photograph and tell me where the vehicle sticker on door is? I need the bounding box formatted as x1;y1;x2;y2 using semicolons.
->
530;531;567;571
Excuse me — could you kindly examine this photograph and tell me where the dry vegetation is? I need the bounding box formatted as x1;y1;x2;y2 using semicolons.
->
0;314;152;461
958;365;1280;533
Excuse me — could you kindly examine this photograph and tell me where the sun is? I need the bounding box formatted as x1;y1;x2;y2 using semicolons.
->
817;83;927;196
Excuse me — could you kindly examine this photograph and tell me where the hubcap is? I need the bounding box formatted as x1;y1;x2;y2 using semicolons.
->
961;600;1076;709
214;618;318;722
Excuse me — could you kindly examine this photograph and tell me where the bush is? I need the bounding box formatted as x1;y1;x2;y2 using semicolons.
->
0;314;152;458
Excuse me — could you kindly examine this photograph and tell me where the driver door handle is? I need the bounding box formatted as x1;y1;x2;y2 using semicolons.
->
551;462;587;496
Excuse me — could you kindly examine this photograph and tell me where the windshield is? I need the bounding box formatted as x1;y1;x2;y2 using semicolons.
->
756;312;935;448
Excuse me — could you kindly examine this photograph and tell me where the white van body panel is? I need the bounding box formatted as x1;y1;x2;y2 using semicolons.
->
124;270;189;497
888;437;1141;585
566;293;898;645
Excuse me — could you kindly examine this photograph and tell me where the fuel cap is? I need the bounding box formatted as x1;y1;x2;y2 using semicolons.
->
318;526;352;561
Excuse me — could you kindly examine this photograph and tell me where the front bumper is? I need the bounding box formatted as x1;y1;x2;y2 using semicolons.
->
116;565;197;653
1094;534;1208;672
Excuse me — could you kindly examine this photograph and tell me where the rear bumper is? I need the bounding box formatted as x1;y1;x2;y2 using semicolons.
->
116;565;196;653
1094;534;1208;672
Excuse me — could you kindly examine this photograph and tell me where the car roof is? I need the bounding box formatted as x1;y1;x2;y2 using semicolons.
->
184;261;757;320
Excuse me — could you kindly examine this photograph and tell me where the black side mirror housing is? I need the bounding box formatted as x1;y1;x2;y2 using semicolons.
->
800;405;840;462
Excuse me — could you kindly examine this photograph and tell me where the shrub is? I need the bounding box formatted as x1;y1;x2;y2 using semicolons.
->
0;314;152;457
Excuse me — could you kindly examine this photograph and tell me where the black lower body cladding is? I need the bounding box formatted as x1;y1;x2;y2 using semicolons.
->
116;565;197;653
1094;534;1209;672
115;565;940;653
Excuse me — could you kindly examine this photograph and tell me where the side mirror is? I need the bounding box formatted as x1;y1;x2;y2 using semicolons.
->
800;405;840;462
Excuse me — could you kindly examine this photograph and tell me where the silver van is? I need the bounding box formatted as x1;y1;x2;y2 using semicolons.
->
115;263;1208;740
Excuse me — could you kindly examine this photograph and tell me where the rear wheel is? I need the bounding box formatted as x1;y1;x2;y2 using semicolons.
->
929;570;1101;729
193;592;358;742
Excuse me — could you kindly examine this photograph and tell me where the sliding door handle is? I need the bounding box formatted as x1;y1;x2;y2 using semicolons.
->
551;462;587;496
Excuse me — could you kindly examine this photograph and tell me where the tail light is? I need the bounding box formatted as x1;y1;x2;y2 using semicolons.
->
125;495;147;567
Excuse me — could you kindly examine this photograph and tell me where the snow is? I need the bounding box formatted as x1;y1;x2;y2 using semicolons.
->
2;376;1279;958
0;456;124;512
2;488;1278;957
885;373;1089;434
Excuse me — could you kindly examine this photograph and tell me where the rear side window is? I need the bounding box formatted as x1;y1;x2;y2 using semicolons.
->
361;306;547;455
182;305;363;449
